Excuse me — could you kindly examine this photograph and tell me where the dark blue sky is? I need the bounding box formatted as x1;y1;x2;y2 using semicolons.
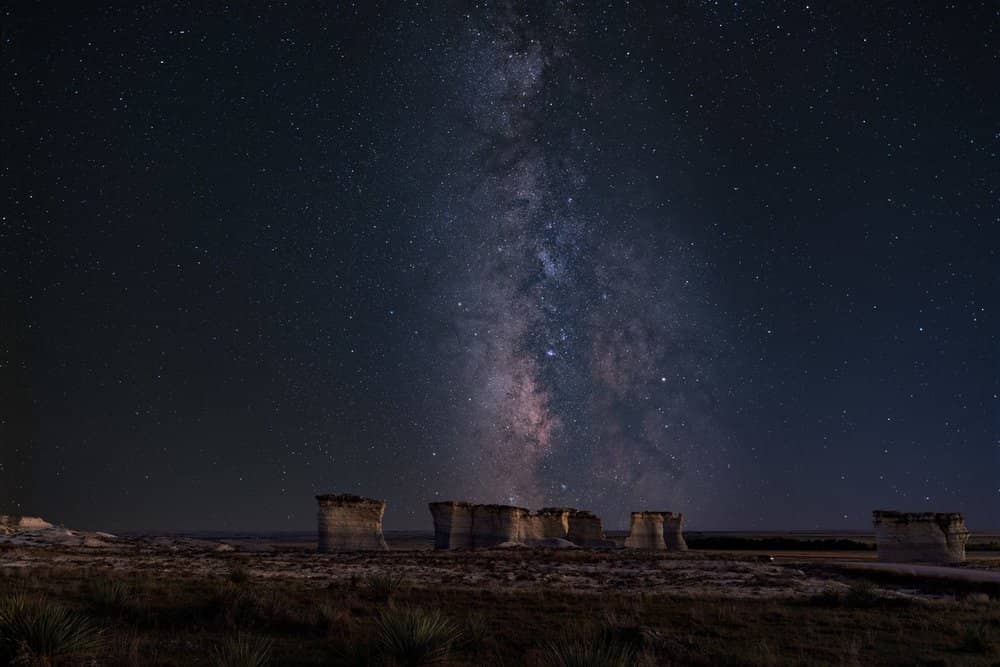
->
2;2;997;531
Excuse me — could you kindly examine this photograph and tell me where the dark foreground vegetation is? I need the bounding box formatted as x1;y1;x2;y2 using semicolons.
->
1;564;998;666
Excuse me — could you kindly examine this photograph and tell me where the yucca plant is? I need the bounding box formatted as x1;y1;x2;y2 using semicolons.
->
540;635;638;667
372;607;462;666
460;612;492;651
316;601;347;634
87;577;134;613
0;593;102;663
959;623;995;653
210;633;274;667
365;573;406;601
227;563;251;585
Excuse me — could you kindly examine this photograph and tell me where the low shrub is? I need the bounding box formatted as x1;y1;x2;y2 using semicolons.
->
0;593;103;663
372;607;462;666
227;563;251;585
540;634;638;667
87;577;135;614
210;632;273;667
365;573;406;601
958;623;994;653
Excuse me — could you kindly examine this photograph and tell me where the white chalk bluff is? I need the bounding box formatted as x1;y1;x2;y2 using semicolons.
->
316;494;389;552
873;510;969;564
0;515;53;535
624;511;688;551
428;502;614;549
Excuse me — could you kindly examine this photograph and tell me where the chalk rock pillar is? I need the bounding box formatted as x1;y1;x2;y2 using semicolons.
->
566;510;615;547
873;510;969;563
624;511;666;549
429;501;474;549
663;512;688;551
471;504;528;548
520;508;571;543
316;494;388;552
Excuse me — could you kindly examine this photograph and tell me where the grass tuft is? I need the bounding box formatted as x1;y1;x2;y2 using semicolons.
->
0;593;103;663
372;606;462;666
460;612;492;651
540;634;638;667
807;581;887;609
87;577;134;613
958;623;994;653
365;573;406;601
227;563;251;585
210;632;274;667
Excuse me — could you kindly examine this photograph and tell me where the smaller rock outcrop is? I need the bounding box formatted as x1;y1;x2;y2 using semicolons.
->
624;511;687;550
873;510;969;563
316;494;388;552
0;516;53;535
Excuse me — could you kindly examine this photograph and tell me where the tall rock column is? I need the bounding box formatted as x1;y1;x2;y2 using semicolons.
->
566;510;614;547
471;504;527;548
873;510;969;563
316;494;389;552
662;512;688;551
520;508;571;543
624;511;666;549
429;501;474;549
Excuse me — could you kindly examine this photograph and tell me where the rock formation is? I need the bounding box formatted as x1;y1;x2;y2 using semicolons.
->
471;504;527;548
521;508;571;543
872;510;969;563
0;515;53;535
316;494;388;552
566;510;615;548
663;512;688;551
428;502;613;549
624;511;687;550
429;501;474;549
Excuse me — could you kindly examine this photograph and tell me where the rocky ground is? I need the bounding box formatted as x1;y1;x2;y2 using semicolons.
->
2;523;999;665
2;524;998;601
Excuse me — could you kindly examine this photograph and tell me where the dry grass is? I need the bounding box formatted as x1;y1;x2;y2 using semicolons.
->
1;550;998;665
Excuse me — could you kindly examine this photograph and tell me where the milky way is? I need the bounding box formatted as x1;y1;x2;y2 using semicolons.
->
8;2;996;532
433;7;737;525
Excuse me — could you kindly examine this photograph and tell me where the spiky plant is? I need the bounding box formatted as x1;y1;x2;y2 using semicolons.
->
540;635;638;667
372;607;462;666
87;577;133;612
365;573;406;600
227;563;251;584
460;612;492;651
959;623;995;654
210;633;274;667
0;594;102;663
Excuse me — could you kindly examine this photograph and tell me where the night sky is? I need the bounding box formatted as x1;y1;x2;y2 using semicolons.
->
3;3;997;532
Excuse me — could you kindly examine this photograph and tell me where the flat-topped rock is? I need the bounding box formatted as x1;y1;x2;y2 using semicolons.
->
520;508;571;544
471;504;528;548
663;512;688;551
429;502;614;549
624;511;687;551
316;494;388;552
565;509;615;548
873;510;969;564
0;515;54;535
429;501;475;549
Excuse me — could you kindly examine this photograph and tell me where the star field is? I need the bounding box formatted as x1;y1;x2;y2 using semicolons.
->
2;2;997;531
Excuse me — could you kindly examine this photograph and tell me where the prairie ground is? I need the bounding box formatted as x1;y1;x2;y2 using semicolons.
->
1;533;998;665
